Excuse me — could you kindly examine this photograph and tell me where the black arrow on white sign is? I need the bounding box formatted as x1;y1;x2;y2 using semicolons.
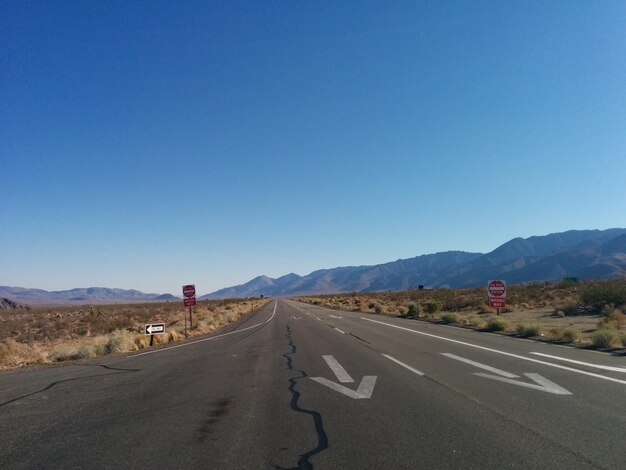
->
145;323;165;335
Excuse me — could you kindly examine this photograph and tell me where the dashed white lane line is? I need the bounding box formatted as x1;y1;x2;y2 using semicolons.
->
363;317;626;386
441;353;518;378
382;354;424;376
334;328;346;334
530;352;626;373
131;301;278;357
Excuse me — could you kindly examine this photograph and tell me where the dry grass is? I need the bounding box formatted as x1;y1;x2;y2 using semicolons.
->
295;280;626;349
0;298;270;370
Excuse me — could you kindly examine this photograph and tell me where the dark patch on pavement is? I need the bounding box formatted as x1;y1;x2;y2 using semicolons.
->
196;397;231;443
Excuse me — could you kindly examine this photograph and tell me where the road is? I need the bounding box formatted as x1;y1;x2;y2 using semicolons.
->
1;299;625;469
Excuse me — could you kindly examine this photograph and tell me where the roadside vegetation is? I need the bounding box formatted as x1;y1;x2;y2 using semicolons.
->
295;279;626;350
0;298;270;370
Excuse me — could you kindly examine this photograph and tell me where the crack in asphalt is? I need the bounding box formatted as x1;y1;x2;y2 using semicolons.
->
279;325;328;470
0;364;140;408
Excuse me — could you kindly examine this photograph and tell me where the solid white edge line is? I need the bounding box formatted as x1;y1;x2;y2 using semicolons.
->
530;352;626;373
322;355;354;383
441;353;519;378
335;328;346;334
382;354;425;376
132;300;278;357
363;317;626;386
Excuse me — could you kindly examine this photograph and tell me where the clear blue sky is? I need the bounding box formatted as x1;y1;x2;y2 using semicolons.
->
2;1;625;295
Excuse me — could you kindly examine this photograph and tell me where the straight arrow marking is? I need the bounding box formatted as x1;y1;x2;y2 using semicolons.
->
322;355;354;383
310;376;377;399
474;373;572;395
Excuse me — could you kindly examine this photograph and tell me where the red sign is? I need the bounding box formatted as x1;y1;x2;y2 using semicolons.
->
184;297;196;307
182;284;196;298
488;280;506;309
489;298;506;309
488;280;506;298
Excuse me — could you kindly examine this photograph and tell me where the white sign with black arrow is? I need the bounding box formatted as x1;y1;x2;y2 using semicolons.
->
145;323;165;335
442;353;572;395
310;355;377;399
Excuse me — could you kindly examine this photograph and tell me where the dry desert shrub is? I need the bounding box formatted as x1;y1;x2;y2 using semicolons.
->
0;339;48;368
0;298;270;369
592;328;619;349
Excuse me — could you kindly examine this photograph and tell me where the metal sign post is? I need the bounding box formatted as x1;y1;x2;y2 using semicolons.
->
145;323;165;346
182;284;197;337
487;280;507;315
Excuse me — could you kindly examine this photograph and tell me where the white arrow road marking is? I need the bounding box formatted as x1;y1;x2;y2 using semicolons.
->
530;352;626;373
474;373;572;395
442;353;518;378
310;376;377;399
310;355;377;399
322;355;354;382
441;353;572;395
363;317;626;386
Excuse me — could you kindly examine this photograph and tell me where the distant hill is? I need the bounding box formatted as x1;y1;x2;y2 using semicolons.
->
202;228;626;298
0;297;29;310
0;286;169;306
5;228;626;303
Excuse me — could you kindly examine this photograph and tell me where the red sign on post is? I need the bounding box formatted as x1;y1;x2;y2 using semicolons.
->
184;297;197;307
182;285;196;298
487;280;506;309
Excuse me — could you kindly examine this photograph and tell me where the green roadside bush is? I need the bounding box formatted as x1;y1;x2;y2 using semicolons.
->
581;280;626;312
486;317;510;332
407;303;422;317
516;323;541;337
424;302;442;316
592;328;619;349
441;312;460;324
562;328;580;343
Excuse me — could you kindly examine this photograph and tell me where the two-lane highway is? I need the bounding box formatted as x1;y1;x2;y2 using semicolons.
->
1;299;624;469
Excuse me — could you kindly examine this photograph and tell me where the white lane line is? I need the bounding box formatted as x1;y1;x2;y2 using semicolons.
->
330;314;342;319
530;352;626;373
316;317;322;321
382;354;424;376
362;317;626;386
322;355;354;383
334;328;346;334
132;301;278;357
441;353;519;378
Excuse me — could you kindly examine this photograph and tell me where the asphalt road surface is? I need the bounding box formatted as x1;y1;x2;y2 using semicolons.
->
1;299;625;469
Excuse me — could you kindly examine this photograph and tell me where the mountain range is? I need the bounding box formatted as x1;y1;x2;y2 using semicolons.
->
0;286;180;306
3;228;626;306
200;228;626;298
